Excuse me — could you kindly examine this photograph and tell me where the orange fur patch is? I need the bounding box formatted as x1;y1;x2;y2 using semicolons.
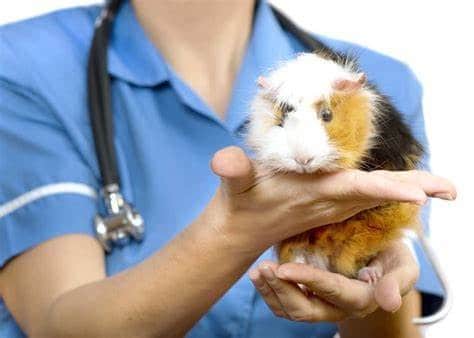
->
278;202;420;277
324;92;373;168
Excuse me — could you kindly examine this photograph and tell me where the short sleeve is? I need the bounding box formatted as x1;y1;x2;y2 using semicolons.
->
0;76;99;268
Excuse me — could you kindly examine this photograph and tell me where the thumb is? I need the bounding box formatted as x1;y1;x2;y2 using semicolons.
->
210;146;256;194
374;274;402;313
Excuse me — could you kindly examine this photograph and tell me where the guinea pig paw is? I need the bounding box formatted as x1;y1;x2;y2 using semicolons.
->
357;266;382;285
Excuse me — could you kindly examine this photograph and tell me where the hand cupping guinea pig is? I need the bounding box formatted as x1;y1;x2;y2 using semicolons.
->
246;51;424;282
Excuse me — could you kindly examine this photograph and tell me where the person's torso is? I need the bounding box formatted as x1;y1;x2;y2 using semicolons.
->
0;1;424;337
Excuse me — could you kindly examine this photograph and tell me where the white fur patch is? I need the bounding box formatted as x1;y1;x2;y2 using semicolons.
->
305;251;329;271
290;248;329;271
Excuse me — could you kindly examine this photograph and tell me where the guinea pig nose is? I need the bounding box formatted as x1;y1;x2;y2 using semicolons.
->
295;156;314;166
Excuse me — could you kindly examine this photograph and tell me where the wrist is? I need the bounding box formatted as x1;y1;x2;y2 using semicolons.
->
195;189;268;260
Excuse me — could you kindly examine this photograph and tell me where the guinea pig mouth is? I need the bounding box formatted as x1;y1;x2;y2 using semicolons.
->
294;161;318;174
292;155;340;174
297;166;311;174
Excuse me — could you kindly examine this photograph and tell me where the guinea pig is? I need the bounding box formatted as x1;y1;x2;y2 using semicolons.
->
246;52;423;282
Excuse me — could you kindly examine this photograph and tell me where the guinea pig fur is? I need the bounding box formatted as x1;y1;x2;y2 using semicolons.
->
246;51;423;281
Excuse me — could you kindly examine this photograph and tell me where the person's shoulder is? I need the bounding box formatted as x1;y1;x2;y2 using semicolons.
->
0;5;100;95
316;35;422;113
0;6;101;122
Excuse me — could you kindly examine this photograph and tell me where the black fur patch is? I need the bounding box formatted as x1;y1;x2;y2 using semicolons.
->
311;45;424;171
360;91;424;171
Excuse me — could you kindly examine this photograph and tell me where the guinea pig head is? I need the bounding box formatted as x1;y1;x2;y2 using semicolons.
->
246;53;377;173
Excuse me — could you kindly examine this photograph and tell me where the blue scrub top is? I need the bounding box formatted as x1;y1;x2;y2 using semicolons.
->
0;1;442;337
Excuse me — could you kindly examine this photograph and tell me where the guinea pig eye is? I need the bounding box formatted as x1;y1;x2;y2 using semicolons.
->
276;102;295;127
280;102;295;114
319;108;333;123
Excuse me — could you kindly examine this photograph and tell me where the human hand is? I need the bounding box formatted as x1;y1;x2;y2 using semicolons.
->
210;146;456;255
248;240;419;322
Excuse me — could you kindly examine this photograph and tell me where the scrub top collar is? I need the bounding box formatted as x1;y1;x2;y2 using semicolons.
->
107;0;296;131
108;0;168;87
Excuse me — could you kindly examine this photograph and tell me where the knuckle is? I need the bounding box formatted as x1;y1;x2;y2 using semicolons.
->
413;169;425;178
288;310;312;322
268;280;285;294
325;286;341;299
373;177;390;194
322;275;343;299
349;171;364;195
405;170;421;183
258;285;273;298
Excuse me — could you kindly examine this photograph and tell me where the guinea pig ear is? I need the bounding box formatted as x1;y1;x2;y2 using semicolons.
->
332;73;367;92
257;76;270;89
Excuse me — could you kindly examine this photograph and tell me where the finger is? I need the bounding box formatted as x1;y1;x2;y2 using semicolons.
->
259;263;310;316
374;274;402;312
370;242;420;312
259;263;346;322
249;268;288;318
370;240;420;293
380;262;419;296
373;170;457;200
316;170;427;205
210;146;256;194
277;263;374;312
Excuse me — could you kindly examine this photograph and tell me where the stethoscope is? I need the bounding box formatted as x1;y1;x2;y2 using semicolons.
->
88;0;450;326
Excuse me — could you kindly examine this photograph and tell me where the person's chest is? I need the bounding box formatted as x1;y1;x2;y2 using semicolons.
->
101;80;248;273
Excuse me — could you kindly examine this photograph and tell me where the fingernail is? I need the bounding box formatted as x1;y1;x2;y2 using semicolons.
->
248;269;259;281
433;192;454;200
260;265;275;281
248;270;264;287
391;296;402;313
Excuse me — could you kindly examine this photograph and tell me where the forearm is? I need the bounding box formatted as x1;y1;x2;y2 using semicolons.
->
39;196;259;338
338;290;423;338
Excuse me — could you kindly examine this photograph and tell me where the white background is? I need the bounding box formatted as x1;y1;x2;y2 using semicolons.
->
1;1;472;337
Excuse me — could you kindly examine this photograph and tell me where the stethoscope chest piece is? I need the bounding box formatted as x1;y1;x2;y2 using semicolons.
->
94;184;145;252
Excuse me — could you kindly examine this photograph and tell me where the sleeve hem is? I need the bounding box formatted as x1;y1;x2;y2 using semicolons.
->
0;182;97;219
0;191;98;268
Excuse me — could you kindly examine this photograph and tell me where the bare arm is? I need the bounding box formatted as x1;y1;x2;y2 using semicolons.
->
0;197;258;338
0;147;455;338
